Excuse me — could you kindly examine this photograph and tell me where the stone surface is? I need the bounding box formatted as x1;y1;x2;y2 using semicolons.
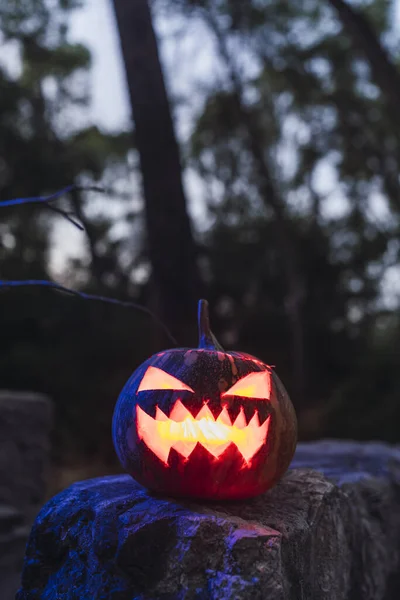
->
0;391;52;522
0;505;30;600
17;441;400;600
0;391;53;600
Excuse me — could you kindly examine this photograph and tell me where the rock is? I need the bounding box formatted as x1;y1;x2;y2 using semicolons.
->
0;391;53;600
17;441;400;600
0;505;30;600
0;391;53;523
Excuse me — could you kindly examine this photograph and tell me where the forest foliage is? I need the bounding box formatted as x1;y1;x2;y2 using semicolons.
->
1;0;400;466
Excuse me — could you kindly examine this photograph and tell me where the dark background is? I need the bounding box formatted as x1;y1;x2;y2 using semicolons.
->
0;0;399;493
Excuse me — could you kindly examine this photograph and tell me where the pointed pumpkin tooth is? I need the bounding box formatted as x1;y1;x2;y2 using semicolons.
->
243;403;257;426
155;406;169;421
195;404;215;421
233;407;247;429
226;404;241;425
201;442;231;459
247;410;260;428
169;400;194;422
172;440;197;459
236;415;270;463
259;414;271;439
136;405;172;464
216;406;232;426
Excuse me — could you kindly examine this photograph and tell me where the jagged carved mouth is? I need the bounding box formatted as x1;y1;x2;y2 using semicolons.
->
137;400;270;465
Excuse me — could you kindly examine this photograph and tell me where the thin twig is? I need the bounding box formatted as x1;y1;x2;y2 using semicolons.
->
0;185;179;345
0;279;178;346
0;184;109;207
45;204;84;231
0;184;110;232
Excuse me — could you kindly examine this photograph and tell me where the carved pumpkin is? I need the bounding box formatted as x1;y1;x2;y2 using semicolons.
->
112;300;297;500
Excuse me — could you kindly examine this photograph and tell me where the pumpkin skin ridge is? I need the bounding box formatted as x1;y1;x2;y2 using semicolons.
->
113;347;296;500
112;299;296;501
127;417;277;501
131;445;272;501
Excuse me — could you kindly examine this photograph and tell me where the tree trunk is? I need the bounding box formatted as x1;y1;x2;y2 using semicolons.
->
111;0;200;343
327;0;400;117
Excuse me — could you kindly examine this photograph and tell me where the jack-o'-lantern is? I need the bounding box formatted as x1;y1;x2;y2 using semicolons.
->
112;300;297;500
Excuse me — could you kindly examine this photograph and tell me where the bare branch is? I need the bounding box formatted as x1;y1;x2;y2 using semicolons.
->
0;184;179;346
0;184;112;231
0;279;178;346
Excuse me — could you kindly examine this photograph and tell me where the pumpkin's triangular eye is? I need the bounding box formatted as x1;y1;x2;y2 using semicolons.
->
222;371;271;399
137;366;194;393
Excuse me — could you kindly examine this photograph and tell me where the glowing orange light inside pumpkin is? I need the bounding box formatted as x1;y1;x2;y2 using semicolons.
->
222;371;271;399
137;366;194;393
137;400;270;464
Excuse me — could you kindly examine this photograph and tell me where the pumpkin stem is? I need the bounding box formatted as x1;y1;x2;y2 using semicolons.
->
198;299;224;351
